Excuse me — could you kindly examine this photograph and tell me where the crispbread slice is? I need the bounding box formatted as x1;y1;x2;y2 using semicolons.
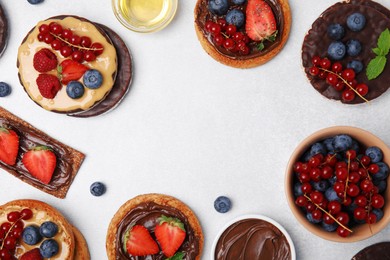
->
0;106;85;198
106;193;204;260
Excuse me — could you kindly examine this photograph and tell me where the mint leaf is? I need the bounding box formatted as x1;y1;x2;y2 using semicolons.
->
167;252;185;260
266;30;278;42
372;47;383;56
377;28;390;56
366;55;387;80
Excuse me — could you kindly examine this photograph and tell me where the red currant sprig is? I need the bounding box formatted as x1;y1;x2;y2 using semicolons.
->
37;22;104;63
309;56;370;103
205;19;250;56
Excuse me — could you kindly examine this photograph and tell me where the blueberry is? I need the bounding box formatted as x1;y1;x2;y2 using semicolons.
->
323;138;334;152
40;239;59;258
22;225;43;245
325;187;340;202
90;182;106;196
322;222;337;232
327;24;345;40
347;13;366;32
365;146;383;163
208;0;229;15
351;140;360;153
27;0;44;4
294;182;303;197
327;41;346;60
66;81;84;99
333;134;352;152
311;180;329;192
346;39;362;56
0;82;11;97
301;151;311;162
372;209;384;222
373;162;389;181
83;69;103;89
225;9;245;28
347;60;364;74
373;180;387;193
306;212;321;224
40;221;58;238
232;0;246;4
328;176;337;186
310;142;326;156
214;196;231;213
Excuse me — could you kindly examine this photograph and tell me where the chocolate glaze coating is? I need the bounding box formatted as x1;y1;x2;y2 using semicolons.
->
215;218;291;260
0;4;8;57
352;242;390;260
302;0;390;104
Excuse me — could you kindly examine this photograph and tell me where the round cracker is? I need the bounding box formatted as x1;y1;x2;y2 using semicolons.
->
71;225;91;260
106;193;204;260
0;199;75;259
194;0;291;68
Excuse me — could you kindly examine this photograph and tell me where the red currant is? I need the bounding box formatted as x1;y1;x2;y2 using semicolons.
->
306;202;316;213
366;212;377;224
232;32;244;42
309;168;321;182
39;24;50;34
332;62;343;73
312;209;322;220
350;161;359;171
91;42;104;56
355;195;367;207
216;18;227;30
333;81;345;91
223;38;235;51
318;71;328;79
335;161;347;169
360;179;374;192
309;156;321;168
70;35;81;45
333;182;345;193
242;35;250;44
320;58;331;69
326;73;339;86
20;208;33;220
323;214;335;224
356;83;368;96
209;23;221;35
337;226;351;237
368;164;379;174
0;249;11;260
3;236;16;250
335;167;348;180
301;182;312;194
371;194;384;209
348;79;358;88
342;89;355;102
295;195;308;207
72;50;84;62
293;162;303;173
238;43;249;55
349;172;360;183
51;39;62;50
345;150;356;160
342;196;352;206
327;201;341;215
37;33;45;42
360;156;371;166
225;25;237;36
62;29;73;39
309;66;319;76
214;34;224;46
43;33;54;44
341;69;356;81
299;172;310;183
346;183;360;197
336;212;350;225
310;191;324;204
80;36;92;47
49;22;63;35
324;154;337;167
0;223;11;232
60;46;73;57
321;166;333;179
353;207;367;221
6;211;20;223
311;56;321;66
84;50;96;62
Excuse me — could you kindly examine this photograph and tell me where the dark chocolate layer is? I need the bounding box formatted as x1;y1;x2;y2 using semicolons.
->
352;242;390;260
302;0;390;104
215;218;291;260
195;0;285;60
0;4;8;57
115;202;200;260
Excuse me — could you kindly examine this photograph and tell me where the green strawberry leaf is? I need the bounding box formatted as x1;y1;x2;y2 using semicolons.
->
257;42;265;51
377;28;390;56
266;30;278;42
366;55;387;80
166;252;185;260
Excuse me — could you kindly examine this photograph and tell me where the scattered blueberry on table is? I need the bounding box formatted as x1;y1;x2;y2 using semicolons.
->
214;196;231;213
0;82;11;97
90;181;106;196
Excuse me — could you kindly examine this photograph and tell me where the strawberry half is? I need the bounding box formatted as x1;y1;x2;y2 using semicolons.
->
36;73;62;99
245;0;277;41
59;59;89;85
124;225;159;256
0;127;19;165
33;48;58;73
20;248;43;260
22;146;57;184
155;215;186;257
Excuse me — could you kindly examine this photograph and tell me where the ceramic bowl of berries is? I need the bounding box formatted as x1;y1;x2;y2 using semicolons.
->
285;126;390;242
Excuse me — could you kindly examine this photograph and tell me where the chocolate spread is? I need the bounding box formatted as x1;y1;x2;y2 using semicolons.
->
0;4;8;57
195;0;285;59
0;117;74;192
115;202;200;260
302;0;390;104
215;218;291;260
352;242;390;260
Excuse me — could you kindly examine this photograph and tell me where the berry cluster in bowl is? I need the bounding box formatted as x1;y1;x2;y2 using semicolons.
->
308;12;368;103
285;127;390;242
0;209;60;259
204;0;278;56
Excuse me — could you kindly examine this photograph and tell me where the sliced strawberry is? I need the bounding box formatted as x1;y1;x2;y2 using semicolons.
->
124;225;159;256
36;73;62;99
22;146;57;184
20;248;43;260
245;0;277;41
155;215;186;257
33;48;58;73
0;128;19;165
59;59;89;85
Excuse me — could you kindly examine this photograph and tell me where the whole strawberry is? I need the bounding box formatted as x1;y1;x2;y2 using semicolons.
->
33;48;58;73
20;248;43;260
36;74;61;99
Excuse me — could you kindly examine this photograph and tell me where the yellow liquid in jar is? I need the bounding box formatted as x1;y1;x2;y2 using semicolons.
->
118;0;173;29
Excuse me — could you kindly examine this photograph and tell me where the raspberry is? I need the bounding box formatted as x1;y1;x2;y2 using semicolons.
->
33;48;58;73
36;74;61;99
